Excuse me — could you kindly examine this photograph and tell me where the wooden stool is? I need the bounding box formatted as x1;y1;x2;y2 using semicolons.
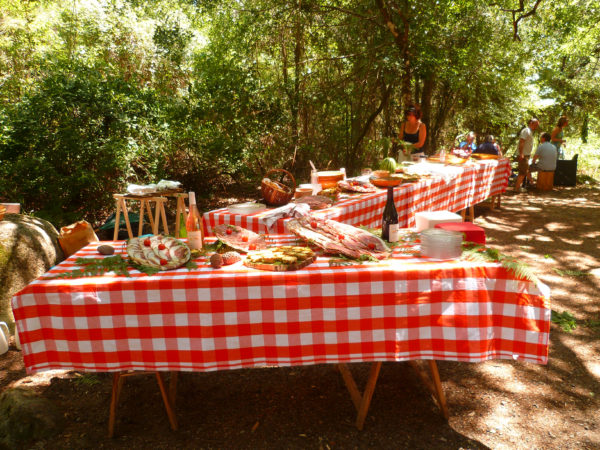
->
108;371;178;438
460;205;475;222
537;171;554;191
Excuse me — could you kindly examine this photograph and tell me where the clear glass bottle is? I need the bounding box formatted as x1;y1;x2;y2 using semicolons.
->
186;191;204;250
381;187;399;243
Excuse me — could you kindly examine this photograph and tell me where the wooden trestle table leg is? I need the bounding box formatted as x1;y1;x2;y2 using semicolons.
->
408;360;449;419
108;371;179;438
138;200;146;236
337;362;383;430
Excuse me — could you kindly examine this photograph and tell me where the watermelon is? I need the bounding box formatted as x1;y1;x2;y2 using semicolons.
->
379;157;397;173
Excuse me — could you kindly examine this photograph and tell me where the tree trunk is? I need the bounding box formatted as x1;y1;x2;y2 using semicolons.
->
420;76;435;154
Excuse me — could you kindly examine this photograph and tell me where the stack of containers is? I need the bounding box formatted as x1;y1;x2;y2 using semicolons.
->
420;228;463;259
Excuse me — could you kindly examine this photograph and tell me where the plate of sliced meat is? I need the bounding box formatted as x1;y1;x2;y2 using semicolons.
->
286;216;391;260
337;179;377;193
127;235;191;270
213;224;268;253
294;195;334;210
244;246;316;271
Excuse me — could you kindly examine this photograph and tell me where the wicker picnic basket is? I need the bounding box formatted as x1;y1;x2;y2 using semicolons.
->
261;169;296;206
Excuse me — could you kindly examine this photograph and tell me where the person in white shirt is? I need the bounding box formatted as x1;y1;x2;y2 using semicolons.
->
530;132;558;172
515;118;539;193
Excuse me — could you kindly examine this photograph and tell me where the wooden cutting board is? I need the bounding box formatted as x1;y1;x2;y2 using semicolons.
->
243;255;316;271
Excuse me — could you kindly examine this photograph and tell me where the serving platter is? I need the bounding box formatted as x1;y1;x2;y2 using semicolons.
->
243;246;316;271
227;202;267;215
369;175;403;188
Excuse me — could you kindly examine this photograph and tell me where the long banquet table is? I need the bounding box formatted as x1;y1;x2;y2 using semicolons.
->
203;158;511;235
12;233;549;429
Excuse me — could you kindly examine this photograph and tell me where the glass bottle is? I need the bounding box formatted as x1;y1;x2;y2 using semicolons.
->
186;191;204;250
381;187;399;242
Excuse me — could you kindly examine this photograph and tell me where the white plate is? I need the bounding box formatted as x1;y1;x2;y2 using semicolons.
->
227;202;267;215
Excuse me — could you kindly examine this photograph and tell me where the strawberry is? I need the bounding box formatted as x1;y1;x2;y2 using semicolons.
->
221;251;241;265
159;258;168;266
226;228;233;235
242;236;248;242
158;243;166;250
143;238;151;247
368;243;376;250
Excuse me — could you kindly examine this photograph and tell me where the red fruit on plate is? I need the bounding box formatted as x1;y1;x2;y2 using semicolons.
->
158;243;166;250
143;238;151;247
242;236;248;242
338;234;344;241
368;243;376;250
310;221;318;229
248;243;257;251
226;228;233;235
159;258;167;266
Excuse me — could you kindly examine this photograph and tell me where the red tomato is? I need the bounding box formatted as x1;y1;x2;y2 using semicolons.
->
143;238;151;247
242;236;248;242
248;243;256;250
158;243;166;250
368;243;376;250
226;228;233;235
338;234;344;241
310;221;318;228
159;259;167;266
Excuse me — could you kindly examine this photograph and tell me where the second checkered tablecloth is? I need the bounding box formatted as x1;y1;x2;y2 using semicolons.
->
203;159;511;235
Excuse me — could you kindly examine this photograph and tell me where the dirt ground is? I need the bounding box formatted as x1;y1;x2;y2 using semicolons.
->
1;183;599;449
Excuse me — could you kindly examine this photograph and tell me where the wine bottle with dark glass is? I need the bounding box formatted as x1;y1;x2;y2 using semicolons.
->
381;187;399;242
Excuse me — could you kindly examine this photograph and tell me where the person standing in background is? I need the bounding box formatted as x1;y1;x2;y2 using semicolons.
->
398;105;427;160
514;118;539;193
551;116;568;159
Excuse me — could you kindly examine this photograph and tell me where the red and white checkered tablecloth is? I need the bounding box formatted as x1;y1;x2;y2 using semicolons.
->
203;159;511;235
12;233;550;374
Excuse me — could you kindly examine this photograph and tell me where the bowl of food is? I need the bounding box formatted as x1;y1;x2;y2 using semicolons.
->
317;171;344;189
372;170;390;178
294;187;313;199
369;174;404;188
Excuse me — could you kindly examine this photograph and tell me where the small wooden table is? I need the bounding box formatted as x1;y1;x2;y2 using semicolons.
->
113;191;188;239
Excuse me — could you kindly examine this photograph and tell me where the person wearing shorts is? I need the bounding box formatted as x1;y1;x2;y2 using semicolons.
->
515;118;539;193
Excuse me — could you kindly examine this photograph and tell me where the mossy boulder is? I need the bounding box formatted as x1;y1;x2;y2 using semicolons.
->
0;388;63;447
0;214;64;331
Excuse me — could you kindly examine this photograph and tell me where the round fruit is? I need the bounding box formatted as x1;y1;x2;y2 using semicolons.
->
379;157;397;173
242;236;248;242
248;243;256;251
368;243;376;250
143;238;151;247
226;228;233;235
158;243;166;250
160;258;168;266
210;253;223;269
310;221;318;229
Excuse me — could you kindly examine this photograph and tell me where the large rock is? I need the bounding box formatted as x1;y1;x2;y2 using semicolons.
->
0;388;63;447
0;214;64;331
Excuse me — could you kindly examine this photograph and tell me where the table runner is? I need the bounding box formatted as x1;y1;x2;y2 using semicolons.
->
12;234;549;374
203;159;511;235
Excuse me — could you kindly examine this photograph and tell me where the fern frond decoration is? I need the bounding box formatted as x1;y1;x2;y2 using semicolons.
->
461;244;539;284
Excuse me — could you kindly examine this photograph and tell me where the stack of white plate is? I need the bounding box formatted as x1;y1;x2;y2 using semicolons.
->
420;228;463;259
227;202;267;215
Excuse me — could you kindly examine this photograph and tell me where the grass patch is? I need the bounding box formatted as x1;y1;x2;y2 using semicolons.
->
551;310;577;332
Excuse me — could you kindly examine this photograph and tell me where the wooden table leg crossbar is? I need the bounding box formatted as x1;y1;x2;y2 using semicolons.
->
108;371;178;438
338;360;449;430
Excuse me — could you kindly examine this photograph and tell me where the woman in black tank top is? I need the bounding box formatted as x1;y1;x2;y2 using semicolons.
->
399;105;427;157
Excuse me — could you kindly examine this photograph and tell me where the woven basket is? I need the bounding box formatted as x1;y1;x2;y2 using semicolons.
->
261;169;296;206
